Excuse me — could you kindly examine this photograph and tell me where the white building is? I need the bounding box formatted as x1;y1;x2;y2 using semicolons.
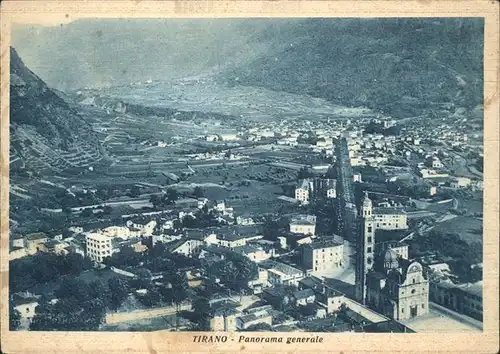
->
265;261;305;287
85;233;114;263
450;177;472;189
373;207;408;230
301;237;344;272
295;179;312;205
289;215;317;236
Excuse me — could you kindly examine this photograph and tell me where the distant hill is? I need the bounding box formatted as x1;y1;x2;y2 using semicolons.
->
222;18;484;119
9;47;104;175
11;18;484;120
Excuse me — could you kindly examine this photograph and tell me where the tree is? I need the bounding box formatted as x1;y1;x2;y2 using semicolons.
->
166;188;179;203
193;187;204;198
134;268;153;289
108;277;130;312
105;245;143;268
137;286;163;308
81;208;93;218
129;185;141;198
191;296;212;330
102;205;113;214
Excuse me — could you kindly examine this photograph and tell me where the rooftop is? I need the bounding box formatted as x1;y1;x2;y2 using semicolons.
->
26;232;47;241
373;207;406;215
85;233;112;241
232;244;261;255
261;260;303;276
239;309;272;323
307;237;343;250
294;288;315;300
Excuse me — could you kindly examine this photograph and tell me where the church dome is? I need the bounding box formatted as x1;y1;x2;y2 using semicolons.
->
384;247;399;269
384;248;398;262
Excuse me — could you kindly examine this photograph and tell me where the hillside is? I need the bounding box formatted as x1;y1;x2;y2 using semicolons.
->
9;47;104;175
11;18;484;120
222;18;484;119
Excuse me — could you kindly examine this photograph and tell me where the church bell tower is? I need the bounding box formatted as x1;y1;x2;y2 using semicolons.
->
355;191;376;304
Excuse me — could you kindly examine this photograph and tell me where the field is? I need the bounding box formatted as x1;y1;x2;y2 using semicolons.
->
433;216;483;245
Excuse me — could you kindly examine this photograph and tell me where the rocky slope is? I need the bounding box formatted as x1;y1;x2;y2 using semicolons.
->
9;47;104;175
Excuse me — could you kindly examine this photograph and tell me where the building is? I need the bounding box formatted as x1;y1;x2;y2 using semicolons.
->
166;238;205;257
85;233;114;263
298;276;346;313
313;178;337;199
355;192;376;304
293;288;316;306
301;237;344;272
372;207;408;230
356;193;429;320
9;246;27;260
295;179;312;204
215;225;263;248
376;241;409;261
365;249;429;320
262;260;305;287
295;178;337;204
39;239;68;255
450;177;472;189
210;307;240;331
12;292;40;330
236;306;273;330
289;215;317;236
429;280;482;321
232;244;273;262
25;232;48;255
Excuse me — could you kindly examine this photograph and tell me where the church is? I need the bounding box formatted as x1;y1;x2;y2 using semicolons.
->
355;192;429;320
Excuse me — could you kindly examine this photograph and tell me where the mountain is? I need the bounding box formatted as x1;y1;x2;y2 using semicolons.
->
223;18;484;118
9;47;104;175
11;18;484;120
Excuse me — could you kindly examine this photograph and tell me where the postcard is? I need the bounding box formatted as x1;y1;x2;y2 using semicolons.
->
1;1;499;353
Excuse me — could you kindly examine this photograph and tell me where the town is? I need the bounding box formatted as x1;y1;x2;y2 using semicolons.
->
10;100;483;333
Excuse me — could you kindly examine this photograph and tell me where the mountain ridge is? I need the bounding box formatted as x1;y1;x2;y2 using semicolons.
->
10;47;104;175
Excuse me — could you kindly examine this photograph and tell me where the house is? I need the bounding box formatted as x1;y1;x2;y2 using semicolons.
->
294;288;316;306
295;179;312;205
236;216;255;225
289;215;316;236
301;237;344;272
10;246;27;260
101;226;132;239
215;225;264;248
39;239;69;255
184;229;218;245
198;245;237;263
247;267;270;294
85;233;114;263
166;238;205;257
12;292;40;330
261;260;305;287
11;234;24;248
450;177;472;189
25;232;48;255
232;244;272;262
210;307;240;331
298;276;346;313
236;305;273;330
